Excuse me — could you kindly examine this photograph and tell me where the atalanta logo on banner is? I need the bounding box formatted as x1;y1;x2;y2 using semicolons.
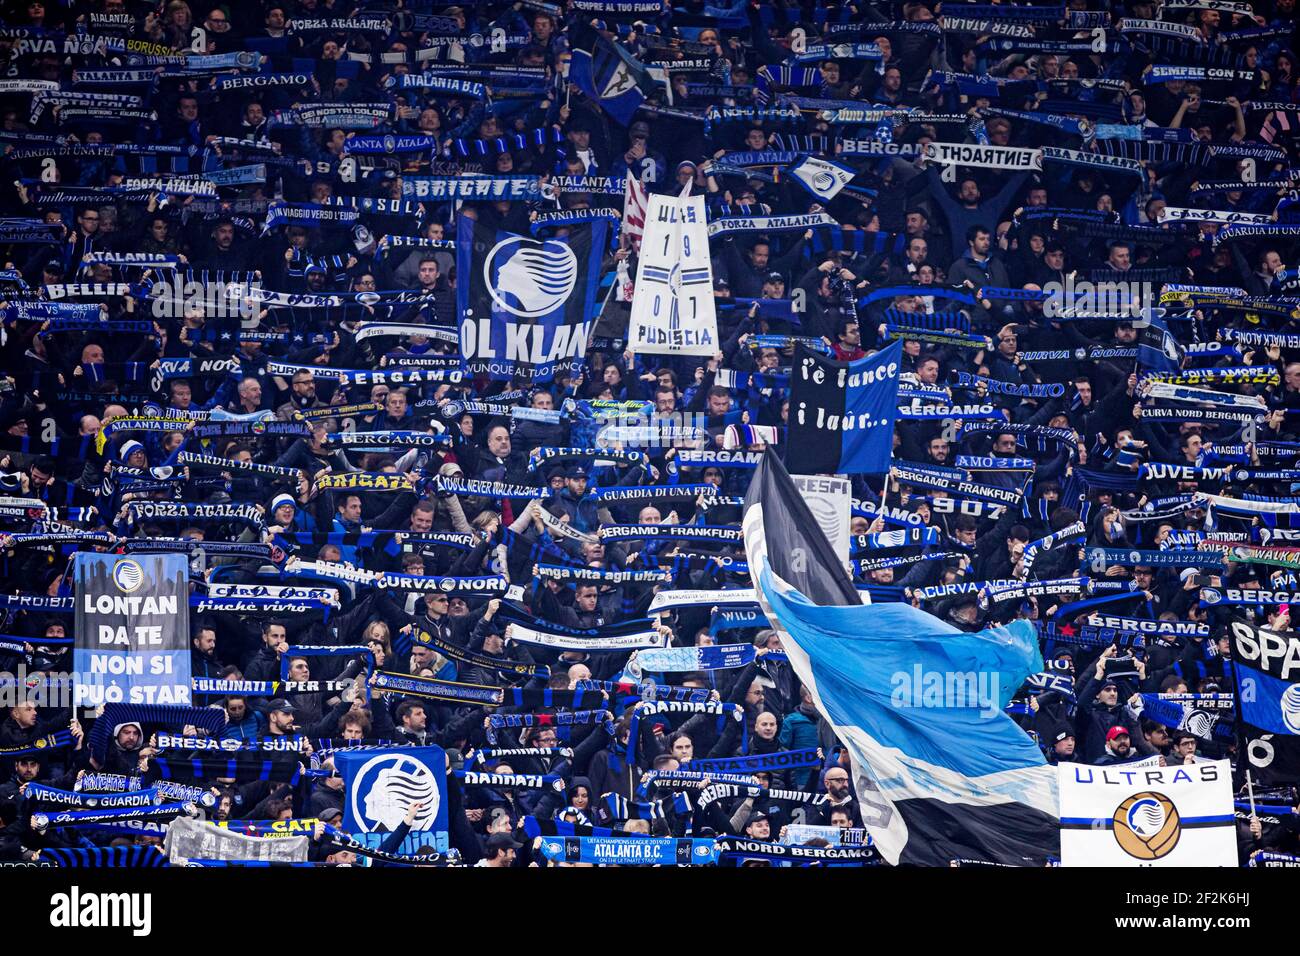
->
1282;685;1300;733
112;558;145;593
483;236;578;317
457;218;608;383
347;753;440;831
339;746;449;854
1112;791;1180;860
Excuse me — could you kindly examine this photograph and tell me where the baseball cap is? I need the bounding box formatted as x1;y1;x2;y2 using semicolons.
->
267;698;295;715
566;464;589;479
485;831;523;851
1106;726;1130;742
764;271;785;283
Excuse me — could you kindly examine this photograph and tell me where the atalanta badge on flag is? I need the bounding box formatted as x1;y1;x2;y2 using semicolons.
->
456;217;608;383
789;155;856;201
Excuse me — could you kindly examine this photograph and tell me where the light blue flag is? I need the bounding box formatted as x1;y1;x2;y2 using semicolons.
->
744;449;1060;865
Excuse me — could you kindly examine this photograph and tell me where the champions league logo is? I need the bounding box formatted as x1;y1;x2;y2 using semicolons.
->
1112;792;1180;860
348;754;440;832
112;559;145;593
483;236;578;318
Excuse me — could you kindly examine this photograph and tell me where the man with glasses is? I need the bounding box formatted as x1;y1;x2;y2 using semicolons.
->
816;767;861;826
64;206;100;270
277;369;328;420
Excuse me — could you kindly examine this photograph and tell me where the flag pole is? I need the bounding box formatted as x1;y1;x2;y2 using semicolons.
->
1228;653;1252;796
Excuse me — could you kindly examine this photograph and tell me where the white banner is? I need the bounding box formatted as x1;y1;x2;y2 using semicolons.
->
1159;207;1274;225
1058;760;1236;866
505;624;664;651
629;193;718;356
648;588;759;612
924;142;1042;171
792;474;853;575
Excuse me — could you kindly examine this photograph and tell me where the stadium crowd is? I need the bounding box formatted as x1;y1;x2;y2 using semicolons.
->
0;0;1298;866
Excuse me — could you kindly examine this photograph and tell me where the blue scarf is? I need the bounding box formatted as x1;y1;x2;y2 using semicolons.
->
538;834;719;865
41;846;169;868
682;748;823;775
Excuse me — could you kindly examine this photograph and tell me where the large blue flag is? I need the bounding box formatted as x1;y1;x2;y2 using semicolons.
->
456;217;608;383
786;340;902;475
743;449;1060;865
569;36;658;126
339;746;449;856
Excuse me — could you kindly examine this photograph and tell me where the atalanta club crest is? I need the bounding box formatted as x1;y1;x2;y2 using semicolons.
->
483;236;577;318
1112;792;1180;860
348;753;440;832
112;558;145;593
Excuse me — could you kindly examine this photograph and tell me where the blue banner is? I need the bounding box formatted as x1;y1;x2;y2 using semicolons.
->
537;835;720;865
786;340;903;475
457;217;609;384
339;747;449;857
73;553;191;707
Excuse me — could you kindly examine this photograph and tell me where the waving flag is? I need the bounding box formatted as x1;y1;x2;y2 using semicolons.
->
1136;308;1184;372
786;340;903;475
788;155;856;202
622;174;648;251
743;450;1060;866
570;36;657;126
456;217;609;383
1228;617;1300;785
